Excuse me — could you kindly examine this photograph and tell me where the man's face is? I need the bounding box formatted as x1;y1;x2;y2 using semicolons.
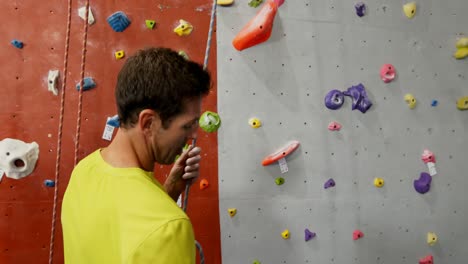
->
151;98;201;165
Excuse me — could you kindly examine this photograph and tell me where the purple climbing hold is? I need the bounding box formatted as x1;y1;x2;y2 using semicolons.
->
324;178;336;189
355;2;366;17
343;83;372;113
414;172;432;194
324;90;345;110
305;229;316;241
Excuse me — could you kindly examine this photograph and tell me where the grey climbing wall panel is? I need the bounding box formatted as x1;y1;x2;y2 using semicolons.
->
217;0;468;263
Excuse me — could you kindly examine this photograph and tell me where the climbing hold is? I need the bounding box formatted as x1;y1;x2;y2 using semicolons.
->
404;94;417;109
232;0;279;51
380;64;396;83
281;229;290;239
217;0;235;6
174;19;193;36
454;37;468;59
373;177;384;188
114;50;125;60
456;96;468;110
249;117;262;128
328;121;341;131
76;77;96;91
421;149;435;164
275;177;285;185
324;178;335;189
178;50;189;60
107;11;131;32
228;208;237;217
248;0;263;7
47;70;60;96
431;100;438;107
304;229;316;241
262;140;300;166
106;115;120;127
324;90;345;110
353;230;364;240
403;2;417;19
145;19;156;29
414;172;432;194
355;2;366;17
78;6;95;25
419;255;433;264
11;39;23;49
199;111;221;132
252;260;261;264
44;179;55;187
200;179;209;190
427;232;437;246
343;83;373;113
0;138;39;180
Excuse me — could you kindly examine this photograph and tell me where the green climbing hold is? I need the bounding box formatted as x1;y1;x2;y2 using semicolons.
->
178;50;189;60
174;144;190;162
252;260;261;264
145;20;156;29
275;177;285;185
199;111;221;133
248;0;263;7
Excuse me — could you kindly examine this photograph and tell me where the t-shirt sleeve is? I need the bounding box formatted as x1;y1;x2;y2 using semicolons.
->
127;218;196;264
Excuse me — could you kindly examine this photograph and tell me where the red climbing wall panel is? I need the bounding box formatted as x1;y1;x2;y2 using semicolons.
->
0;1;220;263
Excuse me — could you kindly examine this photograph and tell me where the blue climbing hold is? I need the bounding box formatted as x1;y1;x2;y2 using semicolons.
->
431;100;438;107
11;39;23;49
44;180;55;187
107;11;131;32
76;77;96;91
107;115;120;127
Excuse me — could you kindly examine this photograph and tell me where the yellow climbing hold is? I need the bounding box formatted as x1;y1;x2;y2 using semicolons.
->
454;47;468;59
374;178;384;188
404;94;417;109
455;37;468;49
281;229;290;239
403;2;417;19
248;117;262;128
114;50;125;60
174;19;193;36
427;232;438;246
457;96;468;110
217;0;234;6
228;208;237;217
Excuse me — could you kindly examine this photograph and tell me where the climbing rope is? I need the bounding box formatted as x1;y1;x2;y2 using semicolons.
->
182;1;218;264
74;0;91;166
47;0;73;262
48;0;90;263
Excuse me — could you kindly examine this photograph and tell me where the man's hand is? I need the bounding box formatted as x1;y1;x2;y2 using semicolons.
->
164;146;202;201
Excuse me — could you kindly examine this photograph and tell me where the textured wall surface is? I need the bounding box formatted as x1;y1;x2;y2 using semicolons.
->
217;0;468;263
0;1;220;263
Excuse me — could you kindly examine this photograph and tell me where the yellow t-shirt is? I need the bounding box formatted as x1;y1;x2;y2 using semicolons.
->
61;149;195;264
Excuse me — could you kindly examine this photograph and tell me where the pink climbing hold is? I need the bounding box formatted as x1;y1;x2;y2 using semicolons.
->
353;230;364;240
419;254;433;264
328;121;342;131
380;64;396;83
421;149;436;164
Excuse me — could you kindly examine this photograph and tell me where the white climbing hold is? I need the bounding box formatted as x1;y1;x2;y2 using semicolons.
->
78;6;95;25
0;138;39;181
47;70;59;96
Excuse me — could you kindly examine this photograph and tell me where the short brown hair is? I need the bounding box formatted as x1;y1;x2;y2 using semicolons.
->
115;47;211;128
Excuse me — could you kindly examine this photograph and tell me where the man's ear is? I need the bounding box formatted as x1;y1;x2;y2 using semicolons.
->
138;109;162;135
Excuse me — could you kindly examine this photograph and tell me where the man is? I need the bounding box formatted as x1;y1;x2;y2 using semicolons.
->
61;47;211;263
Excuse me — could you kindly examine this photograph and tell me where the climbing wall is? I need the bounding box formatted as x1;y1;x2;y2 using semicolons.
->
217;0;468;263
0;1;221;263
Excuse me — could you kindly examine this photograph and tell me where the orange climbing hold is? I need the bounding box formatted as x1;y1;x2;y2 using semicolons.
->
200;179;209;190
232;0;279;51
262;140;300;166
